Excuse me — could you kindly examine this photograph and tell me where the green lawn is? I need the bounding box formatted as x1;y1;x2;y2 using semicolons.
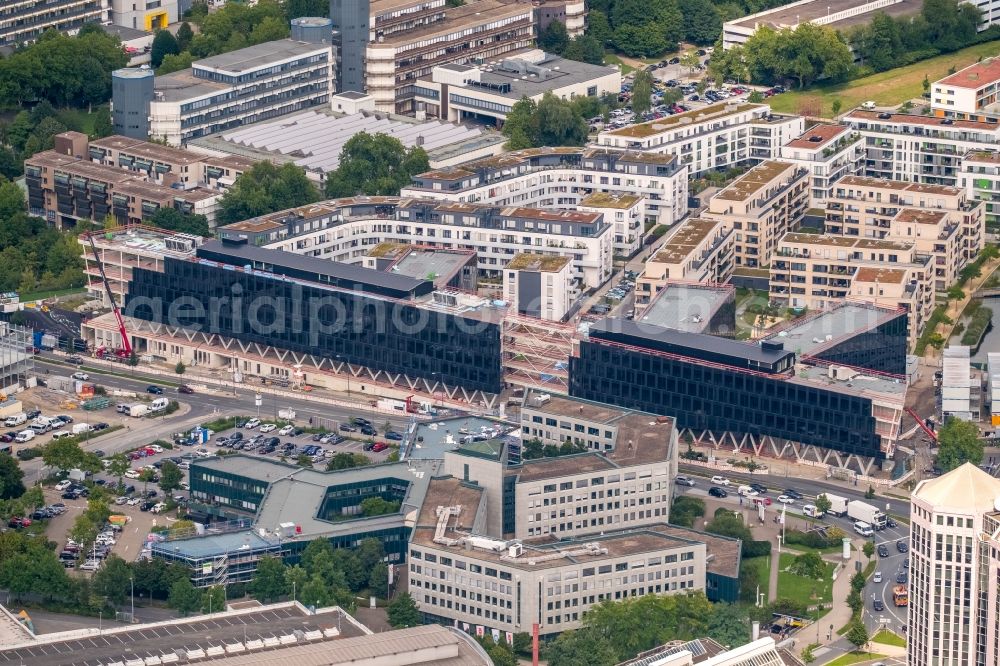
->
604;53;636;75
824;652;887;666
776;552;834;606
55;106;104;136
768;40;1000;117
18;286;85;302
743;555;771;602
871;629;906;647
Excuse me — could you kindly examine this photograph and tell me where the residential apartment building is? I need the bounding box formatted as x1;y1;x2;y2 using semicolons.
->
578;192;644;257
596;103;804;177
403;147;689;228
503;253;575;321
779;123;865;207
412;53;620;125
769;233;934;346
0;0;110;47
218;197;614;288
959;149;1000;229
703;161;809;268
931;58;1000;122
636;218;734;305
844;109;1000;187
409;477;712;638
366;0;534;114
824;176;985;291
908;463;1000;666
113;37;334;146
26;146;220;230
110;0;186;31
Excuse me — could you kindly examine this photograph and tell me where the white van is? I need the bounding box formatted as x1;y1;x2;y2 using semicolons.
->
71;423;92;435
4;413;26;427
14;429;35;443
737;485;759;497
149;398;169;412
51;431;73;440
802;504;824;518
854;520;874;537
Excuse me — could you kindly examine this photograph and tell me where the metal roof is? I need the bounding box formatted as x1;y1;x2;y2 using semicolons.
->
193;40;329;73
220;110;486;173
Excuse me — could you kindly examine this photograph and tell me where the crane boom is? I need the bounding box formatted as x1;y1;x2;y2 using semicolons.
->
86;234;132;358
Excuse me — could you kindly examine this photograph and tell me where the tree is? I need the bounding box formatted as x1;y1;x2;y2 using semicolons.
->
863;540;875;561
502;97;539;149
93;555;133;606
706;603;751;650
937;416;984;471
789;551;825;579
814;494;832;516
360;496;400;516
539;20;570;54
846;588;863;614
326;452;370;470
250;556;287;602
151;30;180;68
748;91;764;103
149;207;210;236
923;74;931;93
387;591;421;628
218;161;321;226
159;461;184;494
176;21;195;51
43;438;86;472
296;453;313;467
586;10;613;46
563;35;605;65
324;132;429;198
168;578;202;616
846;620;869;651
632;70;654;116
546;626;621;666
250;16;289;44
286;0;329;18
851;570;867;594
108;453;130;491
299;573;331;607
832;99;843;116
93;106;114;138
0;454;25;500
201;584;226;613
369;561;389;598
679;0;722;44
158;52;195;75
669;496;705;527
535;92;589;146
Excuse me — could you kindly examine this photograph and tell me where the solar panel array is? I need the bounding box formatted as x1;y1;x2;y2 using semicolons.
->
625;639;708;666
221;111;485;173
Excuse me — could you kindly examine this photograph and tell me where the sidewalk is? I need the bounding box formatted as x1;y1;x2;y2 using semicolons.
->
820;546;860;644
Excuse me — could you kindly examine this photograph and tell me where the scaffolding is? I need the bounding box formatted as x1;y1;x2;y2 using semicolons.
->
0;322;34;393
501;314;576;391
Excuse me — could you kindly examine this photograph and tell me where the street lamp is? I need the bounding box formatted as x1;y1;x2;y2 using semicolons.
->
130;576;134;622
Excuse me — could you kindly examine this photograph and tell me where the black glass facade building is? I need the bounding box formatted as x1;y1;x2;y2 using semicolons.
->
569;319;900;459
806;315;908;375
125;240;503;393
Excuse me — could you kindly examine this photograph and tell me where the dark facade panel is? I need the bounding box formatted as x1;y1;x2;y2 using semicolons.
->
569;340;883;459
811;314;908;376
126;258;503;393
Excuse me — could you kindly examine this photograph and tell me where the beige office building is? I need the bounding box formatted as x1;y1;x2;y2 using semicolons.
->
636;218;734;305
703;161;809;269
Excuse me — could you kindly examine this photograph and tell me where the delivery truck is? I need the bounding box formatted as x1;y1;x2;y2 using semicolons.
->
819;492;849;517
847;500;887;530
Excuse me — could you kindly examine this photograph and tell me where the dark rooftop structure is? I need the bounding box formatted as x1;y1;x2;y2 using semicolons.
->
638;283;736;336
197;238;434;300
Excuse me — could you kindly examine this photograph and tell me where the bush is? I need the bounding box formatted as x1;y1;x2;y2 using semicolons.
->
164;400;180;416
744;540;773;558
784;529;834;549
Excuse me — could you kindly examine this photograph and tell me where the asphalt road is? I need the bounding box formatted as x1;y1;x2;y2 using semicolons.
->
864;530;911;635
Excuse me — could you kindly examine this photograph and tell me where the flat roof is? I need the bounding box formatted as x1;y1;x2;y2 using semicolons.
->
0;604;363;666
153;69;229;103
439;54;618;101
26;151;134;182
580;192;641;209
780;232;913;251
194;39;327;74
511;452;618;482
407;416;515;461
101;24;151;41
603;103;764;138
854;267;908;283
731;0;920;29
506;253;570;272
845;109;1000;133
90;135;205;164
499;206;602;224
219;109;490;174
651;218;726;265
714;160;795;202
379;0;530;45
835;174;963;196
938;58;1000;90
894;208;949;225
651;524;741;578
784;123;850;150
196;239;431;298
964;149;1000;163
589;318;794;366
639;283;733;334
82;225;204;258
764;302;899;357
392;248;473;283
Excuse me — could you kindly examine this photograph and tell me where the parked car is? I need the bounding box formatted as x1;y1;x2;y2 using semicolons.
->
244;418;261;429
93;423;110;432
339;423;357;432
385;431;403;441
278;425;295;436
360;425;377;436
708;487;728;498
371;442;389;453
259;423;277;433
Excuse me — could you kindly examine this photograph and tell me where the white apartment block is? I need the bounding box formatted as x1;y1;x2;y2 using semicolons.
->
503;253;575;321
124;40;334;146
959;149;1000;229
703;161;809;268
409;477;708;638
412;52;621;125
578;192;645;257
931;58;1000;122
909;464;1000;666
779;123;865;207
403;147;689;228
596;103;804;177
0;0;110;46
366;0;534;114
824;176;985;291
111;0;180;31
844;109;1000;187
636;217;734;305
219;197;614;288
769;233;934;346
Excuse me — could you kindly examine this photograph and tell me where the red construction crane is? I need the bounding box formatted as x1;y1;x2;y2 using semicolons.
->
86;233;132;359
905;406;937;441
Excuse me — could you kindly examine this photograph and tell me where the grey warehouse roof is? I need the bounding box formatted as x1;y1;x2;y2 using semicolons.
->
193;39;328;74
220;110;489;173
764;303;898;357
442;54;618;100
640;284;731;334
